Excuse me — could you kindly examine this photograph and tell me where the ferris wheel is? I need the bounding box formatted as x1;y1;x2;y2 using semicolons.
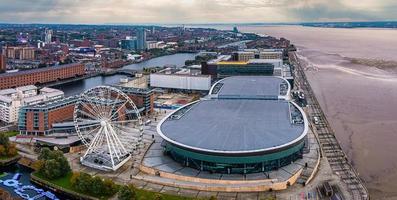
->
73;86;143;171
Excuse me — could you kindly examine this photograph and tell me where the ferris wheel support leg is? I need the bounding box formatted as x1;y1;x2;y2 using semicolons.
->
106;123;123;159
83;126;103;159
103;125;116;168
108;124;128;154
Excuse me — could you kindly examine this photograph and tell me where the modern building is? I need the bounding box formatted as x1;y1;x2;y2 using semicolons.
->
157;76;308;174
114;86;155;115
136;28;147;51
0;85;64;123
44;29;53;44
120;38;137;51
0;54;6;73
0;63;85;89
2;46;36;60
150;68;212;91
202;57;293;86
18;95;78;135
232;49;283;62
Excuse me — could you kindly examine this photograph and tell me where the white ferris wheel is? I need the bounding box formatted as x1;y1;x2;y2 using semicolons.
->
73;86;144;171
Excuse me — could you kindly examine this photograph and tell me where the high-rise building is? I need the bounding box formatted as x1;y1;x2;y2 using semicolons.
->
136;28;147;51
45;29;53;44
0;54;6;73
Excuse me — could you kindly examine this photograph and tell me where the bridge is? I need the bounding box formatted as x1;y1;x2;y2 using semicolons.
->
102;69;138;76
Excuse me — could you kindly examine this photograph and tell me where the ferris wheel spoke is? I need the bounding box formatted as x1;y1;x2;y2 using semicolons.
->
77;109;99;121
109;124;127;154
77;122;101;131
107;124;127;155
110;119;139;125
81;101;102;120
89;97;107;119
84;126;103;157
107;91;121;119
109;101;128;120
104;125;121;160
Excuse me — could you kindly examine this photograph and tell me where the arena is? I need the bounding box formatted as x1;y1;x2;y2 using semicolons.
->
157;76;308;174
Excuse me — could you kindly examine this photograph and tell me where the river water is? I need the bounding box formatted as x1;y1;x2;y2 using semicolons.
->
53;53;197;96
217;25;397;199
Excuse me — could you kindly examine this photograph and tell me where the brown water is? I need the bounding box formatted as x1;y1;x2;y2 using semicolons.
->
254;26;397;199
208;25;397;199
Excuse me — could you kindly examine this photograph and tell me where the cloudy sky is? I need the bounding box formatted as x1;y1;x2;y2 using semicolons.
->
0;0;396;24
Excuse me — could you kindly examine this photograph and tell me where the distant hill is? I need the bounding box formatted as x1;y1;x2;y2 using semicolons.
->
300;21;397;29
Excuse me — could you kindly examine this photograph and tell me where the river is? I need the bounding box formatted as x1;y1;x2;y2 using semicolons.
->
53;53;197;96
211;25;397;200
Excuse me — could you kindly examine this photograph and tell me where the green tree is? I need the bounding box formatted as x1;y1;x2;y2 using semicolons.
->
0;133;9;147
71;172;92;193
117;185;136;200
37;148;71;179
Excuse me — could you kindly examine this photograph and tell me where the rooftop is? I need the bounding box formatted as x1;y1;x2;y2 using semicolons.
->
159;99;307;154
0;63;82;78
0;88;17;96
17;85;37;92
210;76;290;100
23;95;79;110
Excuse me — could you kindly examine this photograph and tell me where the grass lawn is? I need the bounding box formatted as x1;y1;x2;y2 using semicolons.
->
135;188;202;200
33;172;201;200
2;131;19;137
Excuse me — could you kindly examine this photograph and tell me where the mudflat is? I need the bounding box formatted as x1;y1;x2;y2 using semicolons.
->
237;25;397;199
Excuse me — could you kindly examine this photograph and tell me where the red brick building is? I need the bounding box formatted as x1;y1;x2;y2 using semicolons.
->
0;63;85;89
18;96;78;135
0;54;6;73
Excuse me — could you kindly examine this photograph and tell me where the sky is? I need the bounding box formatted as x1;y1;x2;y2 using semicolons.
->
0;0;396;24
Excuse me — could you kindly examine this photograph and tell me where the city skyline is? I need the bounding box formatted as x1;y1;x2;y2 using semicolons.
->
0;0;396;24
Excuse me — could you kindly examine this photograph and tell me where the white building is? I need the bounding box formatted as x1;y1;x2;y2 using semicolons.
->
234;49;283;61
0;85;64;124
150;68;211;91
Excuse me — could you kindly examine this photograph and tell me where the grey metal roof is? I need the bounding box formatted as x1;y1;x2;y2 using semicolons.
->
210;76;289;99
159;99;306;153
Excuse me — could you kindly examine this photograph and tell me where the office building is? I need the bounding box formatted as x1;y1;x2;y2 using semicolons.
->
0;85;63;123
18;95;77;135
233;49;283;62
136;28;147;50
150;68;212;91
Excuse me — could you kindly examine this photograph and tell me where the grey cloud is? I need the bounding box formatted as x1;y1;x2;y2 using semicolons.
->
0;0;395;23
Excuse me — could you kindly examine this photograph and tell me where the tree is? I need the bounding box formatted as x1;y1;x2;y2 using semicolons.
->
71;172;92;193
0;145;6;157
117;185;136;200
37;148;71;179
0;133;9;147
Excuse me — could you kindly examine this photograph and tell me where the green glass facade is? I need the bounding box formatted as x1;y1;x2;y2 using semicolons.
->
217;63;274;79
164;140;305;174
